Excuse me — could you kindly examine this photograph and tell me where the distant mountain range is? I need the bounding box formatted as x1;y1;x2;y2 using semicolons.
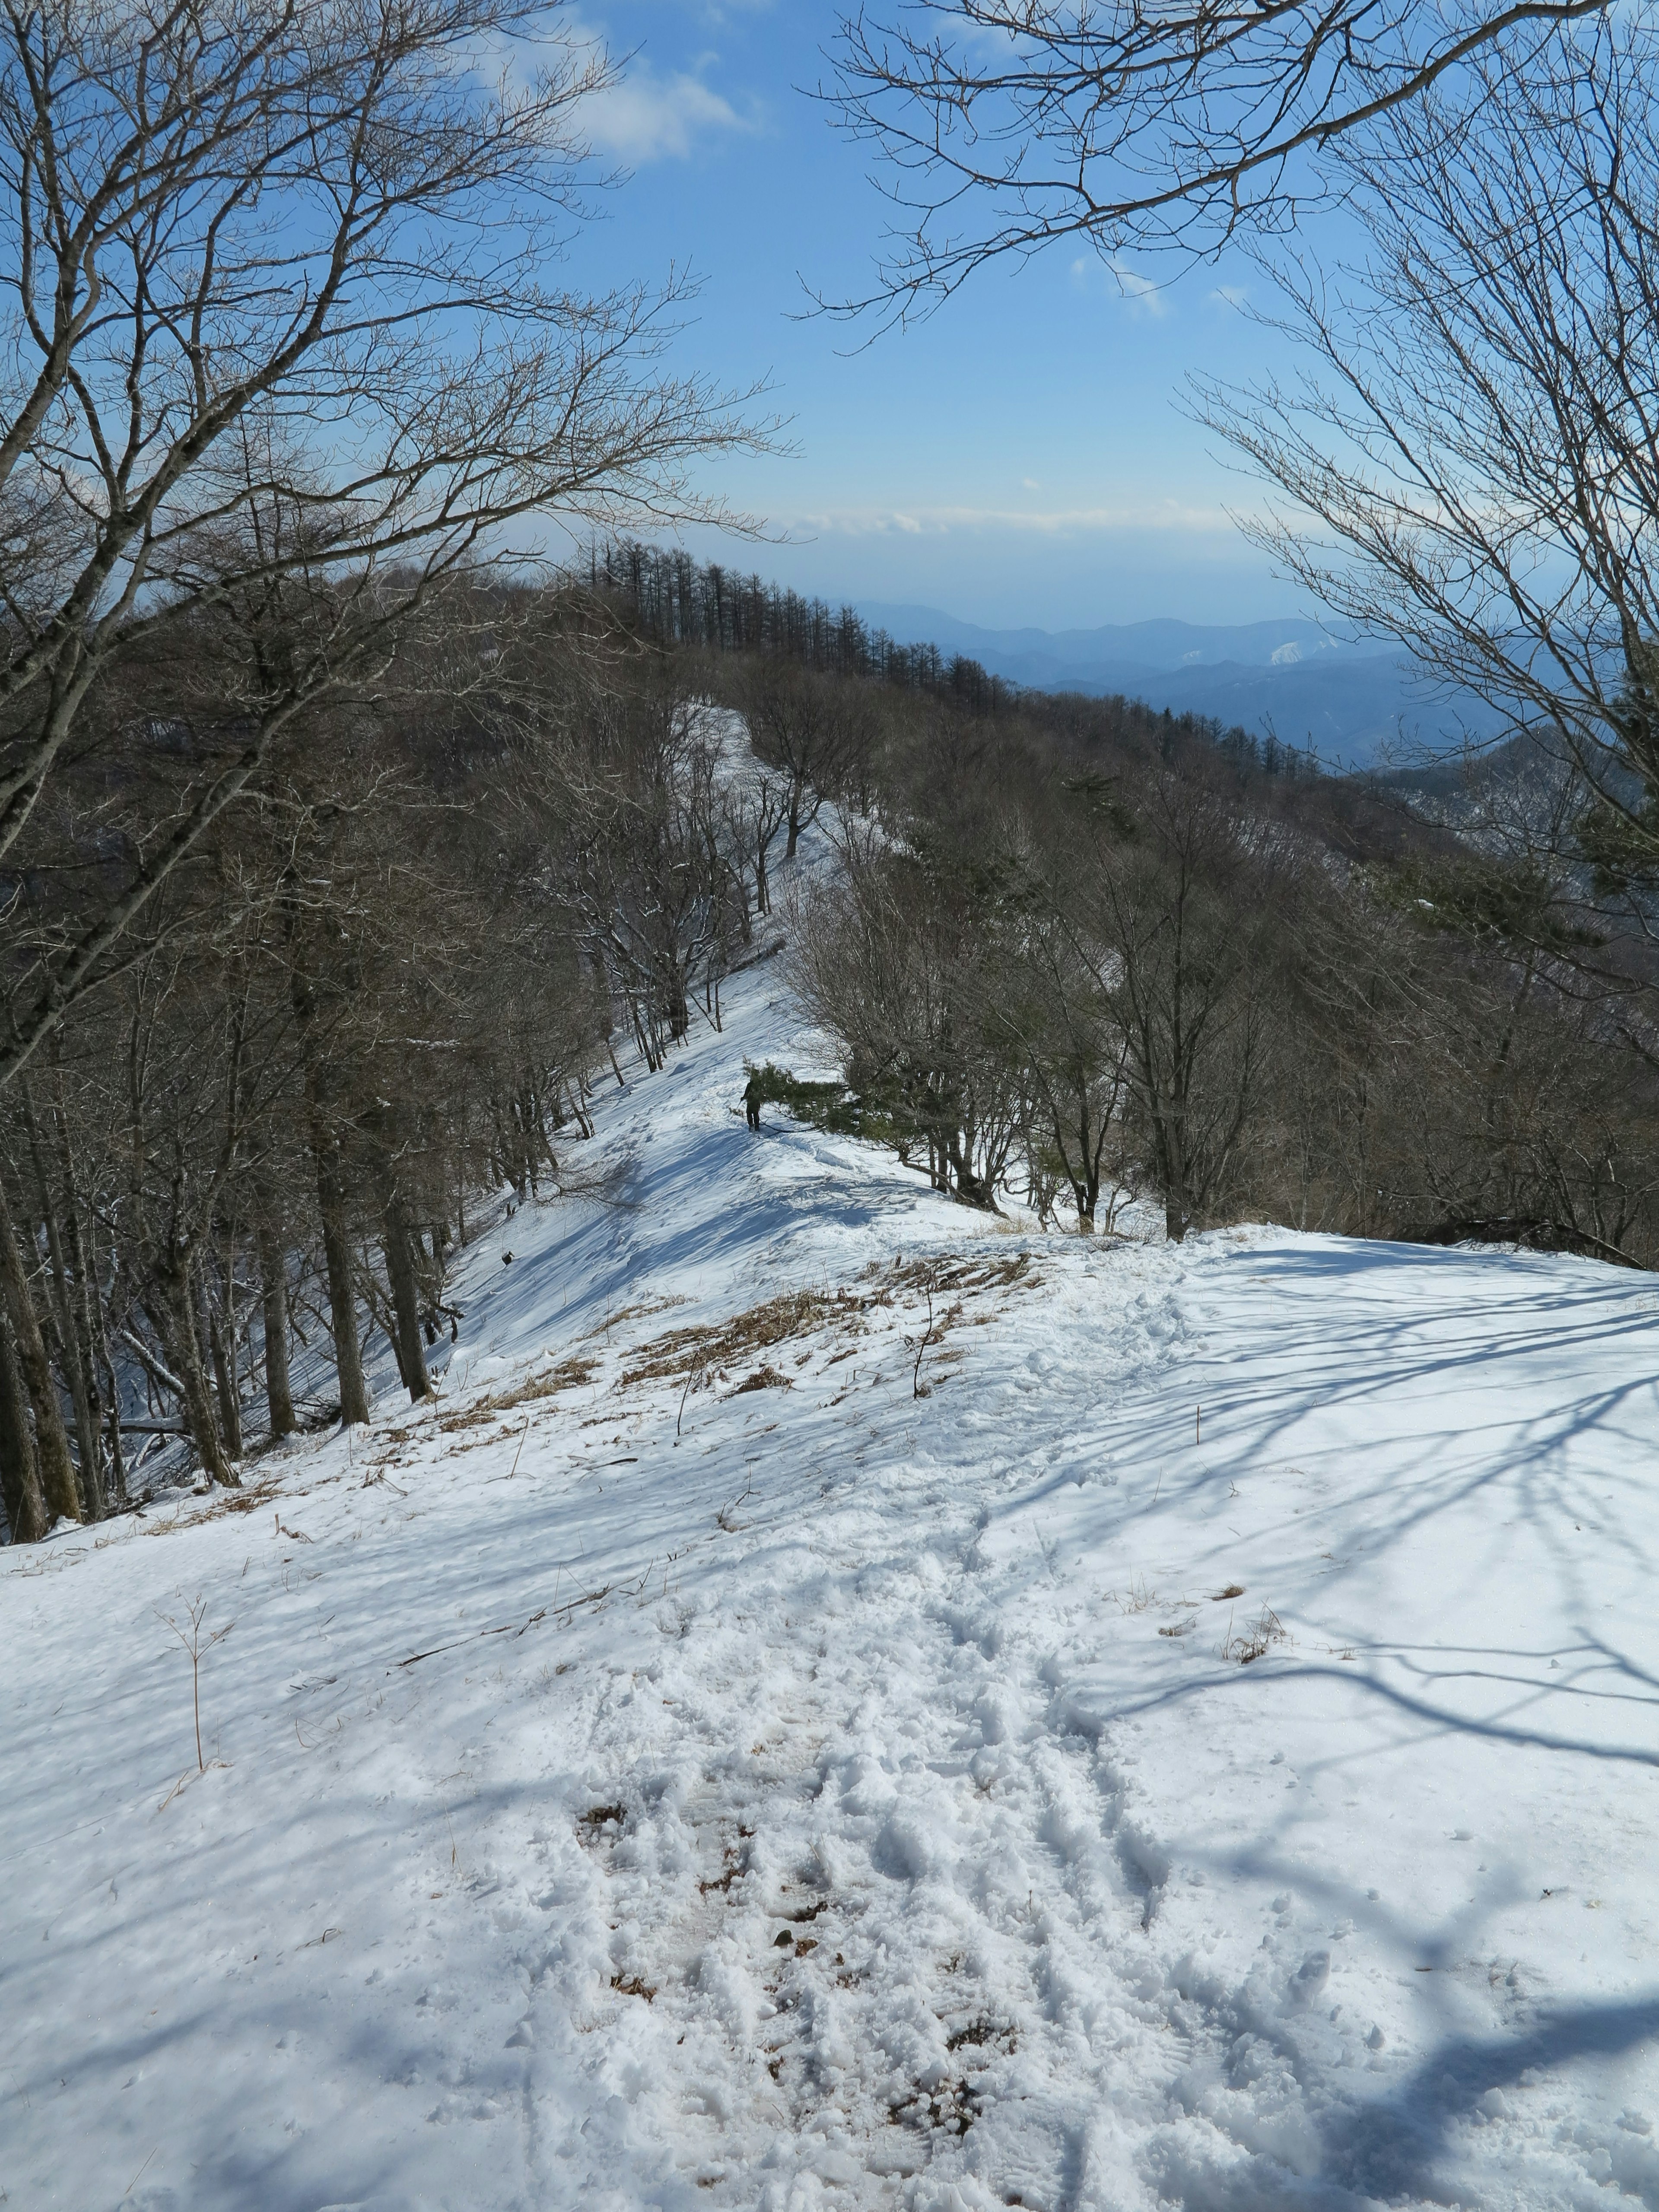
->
858;603;1505;769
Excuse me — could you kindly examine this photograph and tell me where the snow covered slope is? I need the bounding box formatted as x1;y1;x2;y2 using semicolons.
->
5;947;1659;2212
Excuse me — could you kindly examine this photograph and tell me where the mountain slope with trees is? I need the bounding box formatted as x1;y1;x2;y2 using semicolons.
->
4;929;1653;2209
5;535;1657;1542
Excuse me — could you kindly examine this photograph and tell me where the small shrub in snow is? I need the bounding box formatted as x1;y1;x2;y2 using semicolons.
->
731;1364;791;1394
1222;1607;1288;1665
156;1594;233;1774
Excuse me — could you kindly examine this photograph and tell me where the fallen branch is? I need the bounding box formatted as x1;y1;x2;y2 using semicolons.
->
393;1589;607;1670
716;1479;754;1533
118;1327;185;1402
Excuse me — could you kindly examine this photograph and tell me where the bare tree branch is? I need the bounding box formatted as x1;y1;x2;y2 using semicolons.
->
822;0;1607;320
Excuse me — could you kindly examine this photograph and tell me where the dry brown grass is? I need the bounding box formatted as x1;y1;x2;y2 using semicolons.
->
617;1251;1039;1393
437;1402;497;1433
195;1475;282;1519
438;1356;597;1433
620;1289;855;1387
586;1294;688;1338
730;1364;791;1395
883;1252;1035;1297
493;1357;597;1410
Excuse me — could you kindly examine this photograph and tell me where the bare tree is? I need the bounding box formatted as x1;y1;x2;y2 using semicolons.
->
721;760;791;917
1268;864;1659;1258
1078;770;1285;1240
791;827;1027;1207
825;0;1602;314
558;673;746;1065
989;844;1131;1232
737;659;869;858
1195;22;1659;1013
0;0;768;1094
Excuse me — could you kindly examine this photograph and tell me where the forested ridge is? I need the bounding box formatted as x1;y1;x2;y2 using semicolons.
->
7;1;1659;1548
1;537;1653;1543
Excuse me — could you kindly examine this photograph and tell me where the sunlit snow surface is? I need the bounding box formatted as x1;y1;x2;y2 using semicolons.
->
6;942;1659;2209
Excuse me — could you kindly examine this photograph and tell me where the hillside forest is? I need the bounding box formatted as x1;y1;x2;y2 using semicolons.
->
2;535;1654;1543
5;6;1659;1543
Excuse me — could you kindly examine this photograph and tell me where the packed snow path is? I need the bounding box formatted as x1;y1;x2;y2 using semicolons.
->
5;961;1659;2211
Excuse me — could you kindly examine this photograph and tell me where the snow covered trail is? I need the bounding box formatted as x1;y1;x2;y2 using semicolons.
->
5;953;1659;2212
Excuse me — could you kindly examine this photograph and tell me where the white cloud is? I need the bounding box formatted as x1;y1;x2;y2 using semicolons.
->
790;500;1246;539
1068;254;1171;319
583;60;759;162
1021;476;1042;490
490;8;760;164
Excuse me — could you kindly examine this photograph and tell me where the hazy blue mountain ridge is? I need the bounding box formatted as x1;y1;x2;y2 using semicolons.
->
858;602;1506;767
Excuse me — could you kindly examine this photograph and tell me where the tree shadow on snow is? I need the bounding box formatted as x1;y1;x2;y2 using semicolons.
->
1325;1996;1659;2204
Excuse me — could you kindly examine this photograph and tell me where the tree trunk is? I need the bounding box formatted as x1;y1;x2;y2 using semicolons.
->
38;1270;103;1519
0;1297;49;1542
369;1103;431;1404
22;1090;104;1518
0;1175;80;1524
376;1267;413;1393
148;1268;237;1487
209;1307;244;1459
947;1129;994;1211
290;931;370;1426
1151;1085;1191;1243
257;1218;296;1439
313;1130;371;1425
52;1074;114;1505
89;1262;127;1511
381;1189;430;1402
104;1388;127;1510
190;1265;234;1460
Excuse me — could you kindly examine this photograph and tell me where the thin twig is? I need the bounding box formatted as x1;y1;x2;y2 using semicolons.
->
677;1360;706;1440
122;2147;158;2199
157;1596;233;1772
911;1273;938;1398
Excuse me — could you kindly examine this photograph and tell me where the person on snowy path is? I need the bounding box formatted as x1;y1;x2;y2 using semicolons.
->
744;1073;762;1131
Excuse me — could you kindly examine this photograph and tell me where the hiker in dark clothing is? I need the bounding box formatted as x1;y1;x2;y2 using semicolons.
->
743;1073;762;1131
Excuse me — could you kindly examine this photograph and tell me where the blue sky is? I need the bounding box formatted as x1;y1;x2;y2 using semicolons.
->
558;1;1316;629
